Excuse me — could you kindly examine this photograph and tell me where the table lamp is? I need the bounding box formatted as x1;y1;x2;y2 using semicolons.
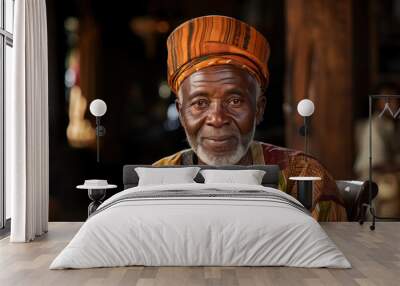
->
89;99;107;163
297;99;315;155
290;99;319;210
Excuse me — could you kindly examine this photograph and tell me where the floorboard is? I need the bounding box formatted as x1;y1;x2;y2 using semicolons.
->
0;222;399;286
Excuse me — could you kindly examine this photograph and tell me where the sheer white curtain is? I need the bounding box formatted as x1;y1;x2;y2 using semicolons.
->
6;0;49;242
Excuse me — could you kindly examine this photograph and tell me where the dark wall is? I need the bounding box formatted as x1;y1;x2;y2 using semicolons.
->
47;0;286;221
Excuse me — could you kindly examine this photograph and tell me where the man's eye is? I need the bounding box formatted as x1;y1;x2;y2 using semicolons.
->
229;98;242;106
193;99;209;108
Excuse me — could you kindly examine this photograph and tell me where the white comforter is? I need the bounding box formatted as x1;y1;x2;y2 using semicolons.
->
50;183;351;269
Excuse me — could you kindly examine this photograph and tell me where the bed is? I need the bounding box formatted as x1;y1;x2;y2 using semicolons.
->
50;165;350;269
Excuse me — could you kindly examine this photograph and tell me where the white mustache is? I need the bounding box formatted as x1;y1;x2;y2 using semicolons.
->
197;126;241;139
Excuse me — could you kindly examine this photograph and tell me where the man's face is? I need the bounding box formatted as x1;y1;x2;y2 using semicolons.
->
176;65;266;165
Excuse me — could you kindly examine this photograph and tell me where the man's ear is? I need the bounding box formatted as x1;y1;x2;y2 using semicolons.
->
175;98;183;125
256;95;266;125
175;98;181;113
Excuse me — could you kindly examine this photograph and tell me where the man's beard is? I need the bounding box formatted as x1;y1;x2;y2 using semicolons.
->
184;122;256;166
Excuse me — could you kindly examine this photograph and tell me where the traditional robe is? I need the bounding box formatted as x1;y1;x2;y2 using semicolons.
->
153;141;347;222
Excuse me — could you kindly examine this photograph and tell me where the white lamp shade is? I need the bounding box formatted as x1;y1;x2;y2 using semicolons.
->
297;99;315;117
89;99;107;117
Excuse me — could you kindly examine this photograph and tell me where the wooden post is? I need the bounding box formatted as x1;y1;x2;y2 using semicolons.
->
284;0;354;178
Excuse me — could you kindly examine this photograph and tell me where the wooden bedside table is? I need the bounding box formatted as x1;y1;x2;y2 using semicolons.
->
77;180;117;217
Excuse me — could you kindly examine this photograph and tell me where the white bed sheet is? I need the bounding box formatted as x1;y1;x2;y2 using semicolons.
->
50;183;351;269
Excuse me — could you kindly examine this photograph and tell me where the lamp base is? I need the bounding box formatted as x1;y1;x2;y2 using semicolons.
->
297;181;313;210
87;189;106;217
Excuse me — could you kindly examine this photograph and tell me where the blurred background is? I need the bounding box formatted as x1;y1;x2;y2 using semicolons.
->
46;0;400;221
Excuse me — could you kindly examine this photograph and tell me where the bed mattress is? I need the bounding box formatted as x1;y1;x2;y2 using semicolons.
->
50;183;350;269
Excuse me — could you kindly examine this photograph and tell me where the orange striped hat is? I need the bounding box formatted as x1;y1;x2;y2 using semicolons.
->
167;15;270;94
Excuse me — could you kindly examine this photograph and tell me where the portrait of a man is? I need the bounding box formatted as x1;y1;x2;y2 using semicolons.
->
153;15;347;222
7;1;400;282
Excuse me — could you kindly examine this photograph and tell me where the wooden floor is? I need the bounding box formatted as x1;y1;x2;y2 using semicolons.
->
0;222;399;286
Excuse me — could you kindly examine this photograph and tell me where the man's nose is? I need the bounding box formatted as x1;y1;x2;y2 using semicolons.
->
205;102;229;128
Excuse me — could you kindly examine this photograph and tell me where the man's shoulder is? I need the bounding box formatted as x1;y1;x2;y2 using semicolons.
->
257;141;306;160
258;141;302;156
256;141;321;167
152;149;191;166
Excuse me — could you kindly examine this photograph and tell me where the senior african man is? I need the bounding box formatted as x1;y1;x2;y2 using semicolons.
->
153;15;347;222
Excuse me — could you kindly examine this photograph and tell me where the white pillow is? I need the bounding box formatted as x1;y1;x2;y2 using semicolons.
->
135;167;201;186
200;169;266;185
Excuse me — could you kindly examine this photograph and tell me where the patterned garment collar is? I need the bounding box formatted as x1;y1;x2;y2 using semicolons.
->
250;141;266;165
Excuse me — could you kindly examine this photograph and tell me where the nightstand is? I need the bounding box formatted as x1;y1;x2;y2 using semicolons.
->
289;176;321;210
77;180;117;217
